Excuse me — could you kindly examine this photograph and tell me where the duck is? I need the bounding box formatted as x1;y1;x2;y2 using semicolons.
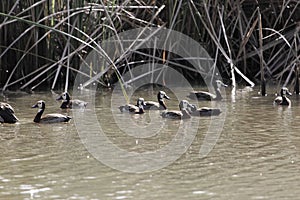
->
185;102;222;116
56;92;87;109
32;100;71;123
119;98;145;114
161;100;192;119
0;102;19;123
144;91;170;110
188;80;228;101
273;87;292;106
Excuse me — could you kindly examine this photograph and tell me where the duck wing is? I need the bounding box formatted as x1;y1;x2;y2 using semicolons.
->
188;91;216;101
70;99;88;108
273;96;282;105
40;114;71;123
119;104;139;113
161;110;183;119
144;101;160;110
192;107;221;116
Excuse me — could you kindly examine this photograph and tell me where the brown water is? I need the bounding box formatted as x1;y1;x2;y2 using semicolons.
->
1;87;300;199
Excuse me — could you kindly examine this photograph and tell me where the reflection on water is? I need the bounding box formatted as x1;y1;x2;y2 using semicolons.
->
0;87;300;199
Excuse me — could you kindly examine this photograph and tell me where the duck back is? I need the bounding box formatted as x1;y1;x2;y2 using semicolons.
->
39;114;71;123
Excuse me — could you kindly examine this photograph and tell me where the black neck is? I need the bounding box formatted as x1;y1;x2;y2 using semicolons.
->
158;99;167;109
281;95;289;105
136;106;144;114
34;109;44;122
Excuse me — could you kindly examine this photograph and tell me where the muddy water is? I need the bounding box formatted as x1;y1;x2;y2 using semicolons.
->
1;87;300;199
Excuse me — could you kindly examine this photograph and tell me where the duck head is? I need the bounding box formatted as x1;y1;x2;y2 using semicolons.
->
136;97;146;113
32;100;45;109
136;97;146;107
214;80;228;90
179;100;194;111
157;91;170;101
56;92;71;101
280;87;292;96
185;102;197;113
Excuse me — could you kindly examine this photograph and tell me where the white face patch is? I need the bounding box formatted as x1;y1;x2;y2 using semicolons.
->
137;98;145;106
37;101;44;108
160;93;164;99
216;81;221;88
282;89;286;95
180;100;188;109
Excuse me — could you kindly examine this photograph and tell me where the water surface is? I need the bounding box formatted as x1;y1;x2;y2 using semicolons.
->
1;87;300;199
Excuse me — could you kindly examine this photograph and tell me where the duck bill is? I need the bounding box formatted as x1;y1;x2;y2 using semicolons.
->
188;103;197;112
187;103;197;112
221;82;228;87
287;91;292;96
164;95;170;100
31;104;38;108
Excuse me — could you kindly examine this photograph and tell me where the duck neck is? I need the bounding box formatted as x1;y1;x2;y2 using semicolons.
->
281;95;290;105
137;106;145;114
34;108;44;123
215;88;222;100
181;109;191;119
158;99;167;109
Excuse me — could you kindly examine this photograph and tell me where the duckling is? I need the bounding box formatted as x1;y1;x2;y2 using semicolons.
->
32;100;71;123
188;80;228;101
56;92;87;109
274;87;292;106
186;103;221;117
0;102;19;123
144;91;170;110
119;98;145;114
161;100;192;119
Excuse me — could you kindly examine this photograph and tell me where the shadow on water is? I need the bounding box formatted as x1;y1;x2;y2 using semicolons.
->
1;86;300;199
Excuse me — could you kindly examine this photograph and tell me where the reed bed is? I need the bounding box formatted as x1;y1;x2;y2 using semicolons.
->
0;0;299;93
